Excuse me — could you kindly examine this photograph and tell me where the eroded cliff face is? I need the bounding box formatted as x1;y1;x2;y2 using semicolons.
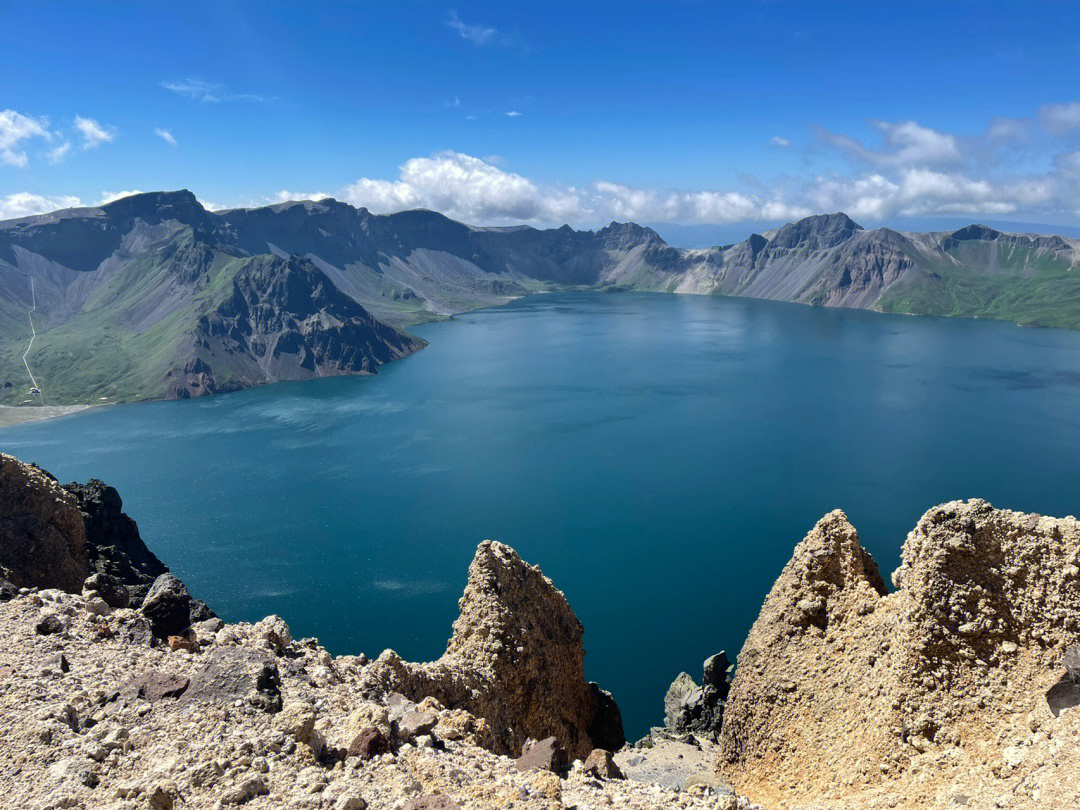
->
718;500;1080;809
357;540;623;760
0;454;88;592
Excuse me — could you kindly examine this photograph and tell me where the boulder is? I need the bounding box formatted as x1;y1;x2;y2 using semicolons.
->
180;647;282;713
582;748;624;779
357;541;622;759
0;454;89;591
126;671;190;702
140;573;215;638
515;736;566;773
346;727;391;760
586;682;626;751
83;572;129;609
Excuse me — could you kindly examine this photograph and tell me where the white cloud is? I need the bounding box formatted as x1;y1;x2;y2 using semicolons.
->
269;190;331;204
339;151;806;226
155;128;177;146
98;190;143;205
0;192;81;220
161;78;263;103
505;110;522;117
75;116;116;149
1039;102;1080;136
446;10;498;45
0;110;51;167
770;136;791;147
46;141;72;164
819;120;960;167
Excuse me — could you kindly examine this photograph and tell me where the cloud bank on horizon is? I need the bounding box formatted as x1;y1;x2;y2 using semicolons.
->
5;101;1080;229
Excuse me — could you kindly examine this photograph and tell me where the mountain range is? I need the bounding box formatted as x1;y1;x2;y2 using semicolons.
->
3;189;1080;405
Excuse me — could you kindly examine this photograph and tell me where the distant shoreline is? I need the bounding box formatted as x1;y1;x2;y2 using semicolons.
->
0;403;96;428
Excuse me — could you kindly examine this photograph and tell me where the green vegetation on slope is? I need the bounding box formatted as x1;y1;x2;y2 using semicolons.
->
877;244;1080;329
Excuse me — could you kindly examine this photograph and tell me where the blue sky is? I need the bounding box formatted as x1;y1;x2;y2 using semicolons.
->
4;0;1080;238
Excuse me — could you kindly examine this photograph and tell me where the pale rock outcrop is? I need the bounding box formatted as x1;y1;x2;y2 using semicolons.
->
718;500;1080;809
358;540;622;759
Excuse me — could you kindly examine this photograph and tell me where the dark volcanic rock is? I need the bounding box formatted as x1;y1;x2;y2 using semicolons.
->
662;650;731;740
140;573;215;638
587;682;626;752
0;577;16;601
35;614;64;635
83;572;130;609
63;480;168;606
180;647;282;713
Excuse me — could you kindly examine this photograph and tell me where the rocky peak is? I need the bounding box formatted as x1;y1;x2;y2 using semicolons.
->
358;540;623;759
598;221;665;251
767;212;862;251
719;500;1080;807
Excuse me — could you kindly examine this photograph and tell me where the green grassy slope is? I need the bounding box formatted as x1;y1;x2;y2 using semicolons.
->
876;243;1080;329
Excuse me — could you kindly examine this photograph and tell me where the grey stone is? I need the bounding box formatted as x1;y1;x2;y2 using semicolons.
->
180;647;282;713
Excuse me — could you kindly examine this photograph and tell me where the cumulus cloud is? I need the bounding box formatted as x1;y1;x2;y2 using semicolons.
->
505;110;522;117
770;136;791;147
161;78;263;103
446;10;499;45
0;192;81;220
338;151;806;226
155;128;177;146
0;110;51;167
75;116;116;149
98;190;143;205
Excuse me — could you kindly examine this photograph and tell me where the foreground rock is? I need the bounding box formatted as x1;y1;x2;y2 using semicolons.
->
357;540;624;759
1;454;214;639
0;454;89;591
0;576;753;810
718;501;1080;809
662;650;731;740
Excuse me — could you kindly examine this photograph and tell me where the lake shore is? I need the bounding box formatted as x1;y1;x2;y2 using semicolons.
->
0;403;95;428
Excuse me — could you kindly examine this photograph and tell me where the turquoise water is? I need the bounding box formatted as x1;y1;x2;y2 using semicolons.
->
6;291;1080;737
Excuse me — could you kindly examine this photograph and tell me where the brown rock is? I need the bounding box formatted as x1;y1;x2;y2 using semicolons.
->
515;736;566;773
0;454;89;592
346;727;391;760
167;635;193;652
132;671;190;701
718;501;1080;806
582;748;624;779
357;541;620;758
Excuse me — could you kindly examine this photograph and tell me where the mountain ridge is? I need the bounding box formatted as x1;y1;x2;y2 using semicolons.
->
4;191;1080;405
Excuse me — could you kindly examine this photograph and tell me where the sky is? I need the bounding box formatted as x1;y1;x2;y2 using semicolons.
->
4;0;1080;240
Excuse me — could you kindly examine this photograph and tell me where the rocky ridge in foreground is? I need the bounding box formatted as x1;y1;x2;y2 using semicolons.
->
3;449;1080;808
